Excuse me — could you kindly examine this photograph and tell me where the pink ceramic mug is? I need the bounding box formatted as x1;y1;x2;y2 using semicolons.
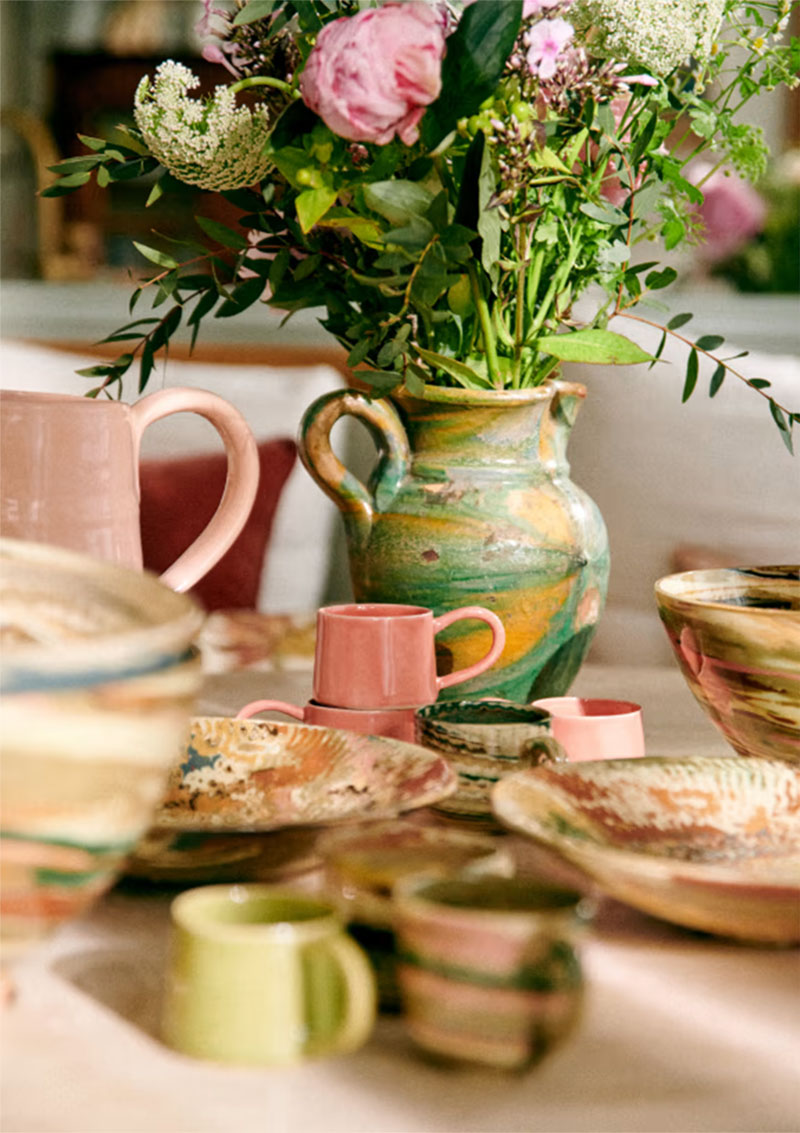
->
313;603;506;710
235;699;417;743
0;388;259;593
531;697;645;762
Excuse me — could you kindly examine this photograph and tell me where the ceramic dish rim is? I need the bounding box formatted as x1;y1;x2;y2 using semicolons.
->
654;565;800;615
151;716;459;833
491;756;800;890
0;538;205;684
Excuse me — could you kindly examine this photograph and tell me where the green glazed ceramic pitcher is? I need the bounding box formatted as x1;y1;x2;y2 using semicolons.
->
299;380;609;703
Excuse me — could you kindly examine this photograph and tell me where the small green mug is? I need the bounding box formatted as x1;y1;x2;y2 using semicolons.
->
162;884;376;1065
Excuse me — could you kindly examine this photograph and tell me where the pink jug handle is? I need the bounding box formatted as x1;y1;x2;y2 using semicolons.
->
433;607;506;692
236;699;305;721
129;387;259;593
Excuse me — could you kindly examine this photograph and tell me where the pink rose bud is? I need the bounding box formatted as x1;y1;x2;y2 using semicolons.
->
300;2;446;146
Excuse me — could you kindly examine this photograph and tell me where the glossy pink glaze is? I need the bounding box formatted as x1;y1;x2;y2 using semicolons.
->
0;388;259;594
531;696;645;761
235;698;417;743
312;603;506;709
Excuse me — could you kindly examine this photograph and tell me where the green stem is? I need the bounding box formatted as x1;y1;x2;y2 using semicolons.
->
513;225;529;389
467;261;500;387
230;76;298;97
528;240;579;342
526;246;544;318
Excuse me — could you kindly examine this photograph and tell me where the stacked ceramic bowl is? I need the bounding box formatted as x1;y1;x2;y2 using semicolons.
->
0;538;205;962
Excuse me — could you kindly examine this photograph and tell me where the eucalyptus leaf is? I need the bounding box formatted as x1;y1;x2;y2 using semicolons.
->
667;312;693;330
646;267;678;291
695;334;725;352
132;242;179;270
682;348;699;402
709;363;726;397
195;216;249;250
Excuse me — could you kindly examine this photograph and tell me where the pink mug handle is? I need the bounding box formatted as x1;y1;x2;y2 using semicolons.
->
433;606;506;692
236;699;305;721
129;387;260;593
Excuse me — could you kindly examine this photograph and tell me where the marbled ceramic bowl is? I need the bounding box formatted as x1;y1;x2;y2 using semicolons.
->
0;539;204;961
492;756;800;943
655;566;800;763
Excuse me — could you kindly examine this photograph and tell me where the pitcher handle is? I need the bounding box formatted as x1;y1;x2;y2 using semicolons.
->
298;389;409;548
129;387;259;594
433;606;506;692
236;699;305;721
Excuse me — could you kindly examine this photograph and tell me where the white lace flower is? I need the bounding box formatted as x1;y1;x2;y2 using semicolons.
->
571;0;726;75
133;60;272;190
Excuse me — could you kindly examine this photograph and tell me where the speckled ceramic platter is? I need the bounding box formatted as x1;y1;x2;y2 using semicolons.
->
149;716;458;834
492;756;800;943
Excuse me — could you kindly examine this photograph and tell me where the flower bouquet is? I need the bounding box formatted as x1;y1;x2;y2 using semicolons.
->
45;0;799;450
46;1;793;446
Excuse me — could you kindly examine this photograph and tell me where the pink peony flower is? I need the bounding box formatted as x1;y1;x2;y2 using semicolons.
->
692;163;767;262
525;17;574;80
300;3;446;147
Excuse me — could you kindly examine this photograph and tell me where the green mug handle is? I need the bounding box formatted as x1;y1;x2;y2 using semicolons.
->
521;736;568;767
298;389;410;551
304;932;377;1058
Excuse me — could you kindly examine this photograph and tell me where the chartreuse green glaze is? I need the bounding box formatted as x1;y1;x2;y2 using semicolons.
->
299;382;609;703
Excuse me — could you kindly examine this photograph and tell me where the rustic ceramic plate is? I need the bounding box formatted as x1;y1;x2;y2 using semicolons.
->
149;717;458;833
492;756;800;944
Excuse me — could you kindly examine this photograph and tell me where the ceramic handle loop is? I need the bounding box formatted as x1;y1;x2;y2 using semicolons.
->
521;736;567;767
130;387;260;593
433;606;506;691
298;389;410;547
235;699;304;721
303;934;376;1058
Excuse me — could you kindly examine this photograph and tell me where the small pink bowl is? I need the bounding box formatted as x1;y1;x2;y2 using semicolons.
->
530;697;645;762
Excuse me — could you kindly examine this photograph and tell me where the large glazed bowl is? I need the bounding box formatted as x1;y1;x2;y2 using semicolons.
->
0;539;204;961
655;566;800;763
492;756;800;944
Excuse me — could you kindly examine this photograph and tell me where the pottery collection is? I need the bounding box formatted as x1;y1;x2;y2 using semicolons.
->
4;373;799;1077
299;383;609;704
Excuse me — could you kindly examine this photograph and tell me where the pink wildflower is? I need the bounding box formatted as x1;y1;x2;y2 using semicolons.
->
525;17;574;80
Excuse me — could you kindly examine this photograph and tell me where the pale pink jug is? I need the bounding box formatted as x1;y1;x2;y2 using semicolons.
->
0;388;260;593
